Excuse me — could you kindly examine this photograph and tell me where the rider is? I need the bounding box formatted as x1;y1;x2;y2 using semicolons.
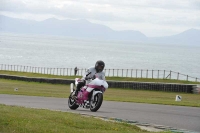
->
74;60;106;96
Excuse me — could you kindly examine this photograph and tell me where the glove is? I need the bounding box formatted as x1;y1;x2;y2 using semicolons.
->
92;75;96;80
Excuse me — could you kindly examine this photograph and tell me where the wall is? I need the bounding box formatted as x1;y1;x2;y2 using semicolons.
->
0;74;196;93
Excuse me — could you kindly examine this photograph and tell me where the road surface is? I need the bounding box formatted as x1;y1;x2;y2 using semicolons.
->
0;94;199;132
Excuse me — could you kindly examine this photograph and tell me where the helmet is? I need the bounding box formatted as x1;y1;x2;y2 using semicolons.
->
95;60;105;72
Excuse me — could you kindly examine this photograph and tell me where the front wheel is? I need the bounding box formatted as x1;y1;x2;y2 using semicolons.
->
68;92;79;110
90;93;103;112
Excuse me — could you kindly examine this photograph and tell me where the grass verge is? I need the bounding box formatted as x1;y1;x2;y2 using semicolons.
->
0;70;199;84
1;104;165;133
0;79;199;107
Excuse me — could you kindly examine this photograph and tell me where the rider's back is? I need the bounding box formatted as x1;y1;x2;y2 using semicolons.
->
83;66;106;84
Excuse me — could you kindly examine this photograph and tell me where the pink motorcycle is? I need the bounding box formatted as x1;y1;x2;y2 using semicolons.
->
68;74;108;112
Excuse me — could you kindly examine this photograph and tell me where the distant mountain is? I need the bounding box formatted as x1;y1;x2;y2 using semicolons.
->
148;28;200;45
0;15;200;45
0;15;147;42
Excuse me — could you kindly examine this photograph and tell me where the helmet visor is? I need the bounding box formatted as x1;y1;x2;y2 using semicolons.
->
97;65;104;72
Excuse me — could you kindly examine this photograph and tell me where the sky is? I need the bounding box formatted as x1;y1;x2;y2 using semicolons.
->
0;0;200;37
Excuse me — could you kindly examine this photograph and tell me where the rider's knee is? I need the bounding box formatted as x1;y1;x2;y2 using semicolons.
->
77;81;85;90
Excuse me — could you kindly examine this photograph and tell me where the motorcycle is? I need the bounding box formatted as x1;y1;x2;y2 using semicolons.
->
68;73;108;112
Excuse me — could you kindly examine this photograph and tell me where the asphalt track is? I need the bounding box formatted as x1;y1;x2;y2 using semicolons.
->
0;94;200;132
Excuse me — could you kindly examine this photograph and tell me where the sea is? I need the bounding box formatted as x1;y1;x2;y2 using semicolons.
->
0;33;199;79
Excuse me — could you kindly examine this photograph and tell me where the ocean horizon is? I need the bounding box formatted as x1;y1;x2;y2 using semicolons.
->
0;32;199;79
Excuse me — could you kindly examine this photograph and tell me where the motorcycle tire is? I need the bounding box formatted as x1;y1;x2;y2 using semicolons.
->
68;92;79;110
90;93;103;112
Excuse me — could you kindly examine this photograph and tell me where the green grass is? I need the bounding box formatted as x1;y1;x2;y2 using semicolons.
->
0;79;199;107
1;70;199;84
0;70;81;79
1;104;165;133
104;88;200;107
0;79;68;97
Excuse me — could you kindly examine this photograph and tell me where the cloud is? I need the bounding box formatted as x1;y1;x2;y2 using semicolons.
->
0;0;200;36
1;0;199;19
0;0;120;21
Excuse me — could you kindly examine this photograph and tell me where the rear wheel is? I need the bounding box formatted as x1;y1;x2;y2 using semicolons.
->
90;93;103;112
68;92;79;110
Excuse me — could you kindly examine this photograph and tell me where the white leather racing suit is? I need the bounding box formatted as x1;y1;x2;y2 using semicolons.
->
82;66;106;84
